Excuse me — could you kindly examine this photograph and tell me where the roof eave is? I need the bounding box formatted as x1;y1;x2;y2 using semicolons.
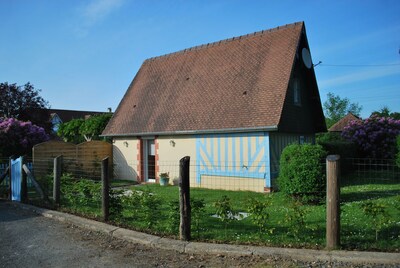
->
101;125;279;138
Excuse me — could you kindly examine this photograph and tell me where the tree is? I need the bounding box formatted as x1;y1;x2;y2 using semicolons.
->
323;92;362;128
342;116;400;159
371;106;400;120
57;118;85;144
0;118;50;157
80;113;112;141
0;82;51;132
57;113;112;143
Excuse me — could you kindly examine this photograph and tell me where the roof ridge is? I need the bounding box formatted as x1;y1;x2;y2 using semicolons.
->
145;21;304;63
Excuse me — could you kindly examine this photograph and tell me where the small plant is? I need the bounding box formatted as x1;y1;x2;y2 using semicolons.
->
360;201;391;241
159;172;170;186
159;172;170;178
247;196;274;236
140;189;162;228
282;198;310;240
214;195;238;238
166;200;180;234
109;188;124;220
191;198;206;238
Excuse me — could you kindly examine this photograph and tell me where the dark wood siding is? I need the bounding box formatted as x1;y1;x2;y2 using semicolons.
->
278;30;326;134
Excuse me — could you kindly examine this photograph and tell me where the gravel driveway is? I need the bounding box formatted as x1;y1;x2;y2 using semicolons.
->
1;200;398;267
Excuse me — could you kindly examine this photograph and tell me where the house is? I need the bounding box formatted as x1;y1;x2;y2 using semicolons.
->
50;109;110;132
328;112;361;133
102;21;326;192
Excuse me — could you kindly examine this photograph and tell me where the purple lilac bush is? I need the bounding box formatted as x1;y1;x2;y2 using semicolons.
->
0;117;50;157
342;116;400;159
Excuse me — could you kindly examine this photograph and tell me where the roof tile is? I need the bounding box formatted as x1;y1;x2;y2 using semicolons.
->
103;22;304;136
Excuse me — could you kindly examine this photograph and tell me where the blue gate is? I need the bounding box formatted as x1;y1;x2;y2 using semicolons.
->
11;157;22;201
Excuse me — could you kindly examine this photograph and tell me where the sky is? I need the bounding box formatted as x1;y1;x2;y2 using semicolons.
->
0;0;399;119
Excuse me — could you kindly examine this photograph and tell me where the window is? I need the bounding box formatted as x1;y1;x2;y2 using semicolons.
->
294;79;301;106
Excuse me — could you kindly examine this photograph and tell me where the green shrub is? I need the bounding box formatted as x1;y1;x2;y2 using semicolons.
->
61;174;101;209
277;144;327;203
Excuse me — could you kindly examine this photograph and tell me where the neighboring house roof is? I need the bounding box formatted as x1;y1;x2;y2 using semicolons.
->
49;109;105;123
103;21;326;136
328;112;361;132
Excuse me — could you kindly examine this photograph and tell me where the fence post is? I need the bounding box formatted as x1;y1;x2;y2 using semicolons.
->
102;157;109;222
53;155;63;206
8;156;13;200
179;156;191;241
21;156;28;203
326;155;340;250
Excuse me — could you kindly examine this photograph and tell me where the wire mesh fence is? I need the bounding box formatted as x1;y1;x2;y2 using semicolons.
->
3;155;400;250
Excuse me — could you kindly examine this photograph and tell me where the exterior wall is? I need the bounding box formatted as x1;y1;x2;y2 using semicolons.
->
113;137;139;181
114;131;320;192
194;132;270;192
278;32;326;134
157;135;197;184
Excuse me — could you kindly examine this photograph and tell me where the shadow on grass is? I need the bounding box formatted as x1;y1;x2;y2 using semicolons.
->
341;189;400;203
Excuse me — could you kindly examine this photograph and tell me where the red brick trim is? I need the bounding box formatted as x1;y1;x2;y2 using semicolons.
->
137;137;143;183
155;137;159;183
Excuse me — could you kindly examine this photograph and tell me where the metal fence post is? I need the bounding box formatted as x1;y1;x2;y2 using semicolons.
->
102;157;109;222
179;156;191;241
326;155;340;250
53;155;63;205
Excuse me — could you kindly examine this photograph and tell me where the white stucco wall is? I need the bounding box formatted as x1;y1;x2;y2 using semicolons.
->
157;135;197;184
113;137;139;181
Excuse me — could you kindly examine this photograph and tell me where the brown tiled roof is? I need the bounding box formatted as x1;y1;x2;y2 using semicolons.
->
328;112;361;132
103;22;308;136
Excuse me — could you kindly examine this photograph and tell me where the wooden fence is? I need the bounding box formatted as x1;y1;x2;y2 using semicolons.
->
32;140;112;179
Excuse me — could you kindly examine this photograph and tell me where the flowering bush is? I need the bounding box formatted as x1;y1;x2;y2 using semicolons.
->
341;116;400;159
0;117;50;157
396;136;400;168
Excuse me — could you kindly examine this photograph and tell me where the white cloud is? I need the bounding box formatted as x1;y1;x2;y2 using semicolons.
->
75;0;125;36
318;65;400;89
316;25;400;56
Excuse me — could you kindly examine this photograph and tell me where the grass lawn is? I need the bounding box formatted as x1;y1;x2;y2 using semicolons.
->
27;172;399;251
112;172;399;251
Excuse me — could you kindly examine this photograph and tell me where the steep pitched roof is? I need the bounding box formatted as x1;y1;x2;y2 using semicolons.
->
328;112;361;132
103;22;317;136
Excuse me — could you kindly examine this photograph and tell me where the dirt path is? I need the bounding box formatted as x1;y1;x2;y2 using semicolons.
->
1;200;396;267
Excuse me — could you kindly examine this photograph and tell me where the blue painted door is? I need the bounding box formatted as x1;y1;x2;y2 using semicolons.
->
11;157;22;202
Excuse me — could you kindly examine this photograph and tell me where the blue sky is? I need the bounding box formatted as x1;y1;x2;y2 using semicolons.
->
1;0;399;119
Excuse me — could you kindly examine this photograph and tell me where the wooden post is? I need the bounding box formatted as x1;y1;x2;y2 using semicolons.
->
8;156;13;200
22;164;48;202
102;157;109;222
53;155;63;205
179;156;191;241
20;156;28;203
326;155;340;250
